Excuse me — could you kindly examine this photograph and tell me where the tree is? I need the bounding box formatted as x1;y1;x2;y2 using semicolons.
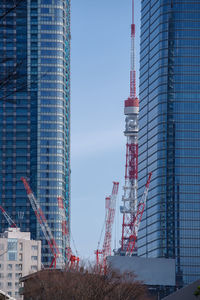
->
194;285;200;297
21;269;153;300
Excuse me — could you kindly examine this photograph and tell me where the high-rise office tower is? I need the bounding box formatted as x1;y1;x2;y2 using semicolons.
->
0;0;70;267
138;0;200;286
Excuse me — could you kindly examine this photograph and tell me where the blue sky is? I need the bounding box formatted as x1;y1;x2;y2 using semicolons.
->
71;0;141;261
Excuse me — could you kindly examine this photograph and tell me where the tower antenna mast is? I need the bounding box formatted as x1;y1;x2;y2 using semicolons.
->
120;0;139;255
130;0;136;99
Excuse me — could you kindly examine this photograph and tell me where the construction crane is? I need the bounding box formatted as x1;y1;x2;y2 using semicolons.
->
0;206;17;229
95;182;119;274
21;177;63;268
125;172;152;256
57;196;70;252
57;196;79;270
120;0;140;255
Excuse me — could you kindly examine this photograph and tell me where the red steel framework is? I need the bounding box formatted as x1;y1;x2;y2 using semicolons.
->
21;177;63;268
95;182;119;274
125;173;152;256
120;0;151;256
57;196;79;269
21;178;79;270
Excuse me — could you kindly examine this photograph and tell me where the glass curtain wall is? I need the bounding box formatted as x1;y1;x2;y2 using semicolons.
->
138;0;200;286
0;0;71;268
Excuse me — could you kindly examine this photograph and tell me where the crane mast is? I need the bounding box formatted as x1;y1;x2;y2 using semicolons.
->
95;182;119;274
0;206;17;229
120;0;139;254
125;173;152;256
57;196;79;269
21;177;64;268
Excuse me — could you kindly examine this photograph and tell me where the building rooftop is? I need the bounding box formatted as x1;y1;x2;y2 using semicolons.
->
163;279;200;300
0;228;30;240
0;288;16;300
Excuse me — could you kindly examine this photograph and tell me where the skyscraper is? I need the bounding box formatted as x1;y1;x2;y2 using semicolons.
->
0;0;70;267
138;0;200;286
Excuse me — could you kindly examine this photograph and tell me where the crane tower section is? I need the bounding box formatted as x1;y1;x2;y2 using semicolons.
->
120;0;139;254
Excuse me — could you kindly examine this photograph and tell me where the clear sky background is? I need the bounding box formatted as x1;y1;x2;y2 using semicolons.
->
71;0;141;261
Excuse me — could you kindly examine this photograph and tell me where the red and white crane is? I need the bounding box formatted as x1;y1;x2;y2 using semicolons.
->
57;196;79;270
125;173;152;256
57;196;70;257
0;206;17;229
21;177;63;268
95;182;119;274
120;0;140;255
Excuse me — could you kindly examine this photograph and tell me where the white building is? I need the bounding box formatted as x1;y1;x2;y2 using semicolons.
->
0;228;41;299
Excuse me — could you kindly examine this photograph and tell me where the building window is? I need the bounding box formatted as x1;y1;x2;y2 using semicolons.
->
0;273;4;279
8;292;12;296
7;239;17;261
7;273;12;279
15;282;19;288
8;252;17;261
0;264;4;270
19;253;23;261
7;282;12;287
31;245;38;251
31;256;37;261
7;264;12;270
8;240;17;251
0;282;3;288
31;265;37;271
15;264;22;271
19;243;23;251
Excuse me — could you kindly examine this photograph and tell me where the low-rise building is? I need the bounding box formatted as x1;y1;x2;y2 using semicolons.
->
0;228;41;299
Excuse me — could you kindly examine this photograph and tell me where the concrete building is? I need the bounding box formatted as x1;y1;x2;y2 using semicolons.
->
138;0;200;287
0;0;71;267
0;228;41;299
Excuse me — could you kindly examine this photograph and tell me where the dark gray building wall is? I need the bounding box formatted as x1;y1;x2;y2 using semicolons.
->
107;256;176;286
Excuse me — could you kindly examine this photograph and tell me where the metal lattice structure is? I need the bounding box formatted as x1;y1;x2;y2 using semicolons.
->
96;182;119;274
21;177;64;268
0;206;17;229
120;0;140;255
125;173;152;256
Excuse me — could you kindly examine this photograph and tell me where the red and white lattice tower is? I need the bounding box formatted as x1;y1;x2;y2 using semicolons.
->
120;0;139;254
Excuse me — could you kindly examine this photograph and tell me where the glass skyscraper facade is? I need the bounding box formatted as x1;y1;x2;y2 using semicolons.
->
0;0;70;267
138;0;200;286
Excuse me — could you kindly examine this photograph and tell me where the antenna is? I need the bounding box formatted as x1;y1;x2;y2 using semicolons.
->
130;0;136;99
